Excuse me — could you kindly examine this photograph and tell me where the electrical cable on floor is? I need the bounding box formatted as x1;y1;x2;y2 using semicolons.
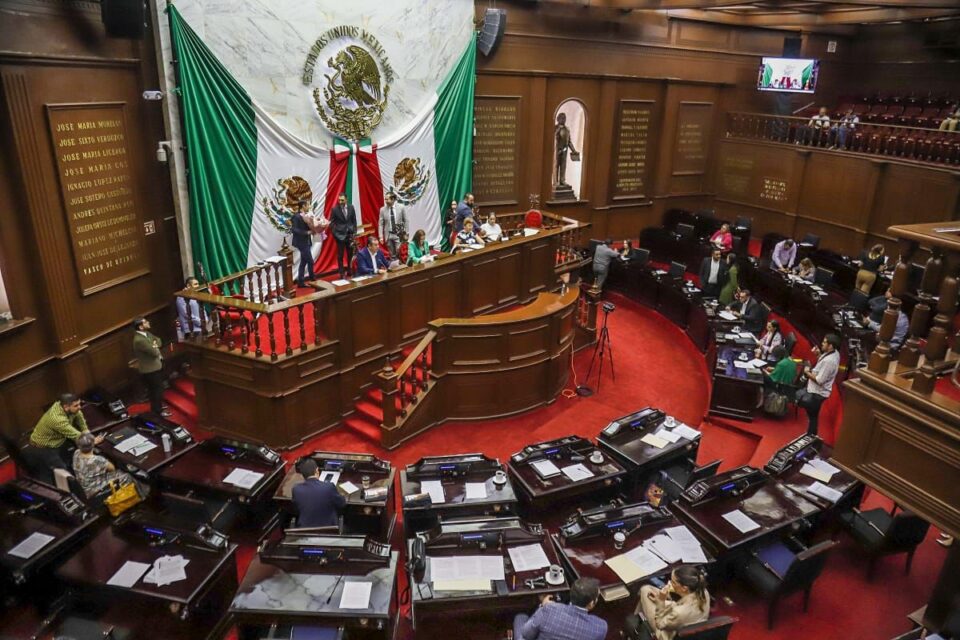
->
561;349;579;399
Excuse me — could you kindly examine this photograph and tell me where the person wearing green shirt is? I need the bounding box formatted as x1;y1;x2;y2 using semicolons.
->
763;346;798;395
28;393;102;482
407;229;433;266
718;253;739;306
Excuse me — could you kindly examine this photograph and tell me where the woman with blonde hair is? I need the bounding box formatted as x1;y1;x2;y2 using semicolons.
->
855;243;886;294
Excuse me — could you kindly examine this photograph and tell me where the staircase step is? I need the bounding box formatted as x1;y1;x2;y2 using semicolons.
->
355;400;383;423
171;377;196;399
342;416;381;445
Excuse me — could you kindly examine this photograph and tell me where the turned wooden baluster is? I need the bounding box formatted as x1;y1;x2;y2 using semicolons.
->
420;348;429;389
268;312;278;361
262;266;271;302
282;308;293;356
407;368;418;403
298;305;307;351
398;372;407;416
913;265;958;394
237;274;245;299
240;316;249;355
899;249;942;368
868;243;914;374
224;313;235;350
197;300;208;341
313;300;322;346
212;308;223;347
253;316;263;358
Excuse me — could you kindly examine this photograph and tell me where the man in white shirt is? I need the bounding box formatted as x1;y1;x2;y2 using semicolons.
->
833;108;859;149
799;106;830;146
378;192;408;259
480;213;502;242
698;248;727;299
795;334;841;435
771;238;797;271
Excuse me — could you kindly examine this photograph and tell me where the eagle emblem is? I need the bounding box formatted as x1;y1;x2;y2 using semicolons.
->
390;157;431;206
261;176;328;236
313;44;389;141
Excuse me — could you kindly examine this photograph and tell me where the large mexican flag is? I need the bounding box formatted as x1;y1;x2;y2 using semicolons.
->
167;5;473;280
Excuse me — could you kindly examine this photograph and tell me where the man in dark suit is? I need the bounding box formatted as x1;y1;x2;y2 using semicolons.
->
356;237;390;276
330;194;357;278
132;317;170;417
291;208;314;287
698;247;728;299
454;193;475;232
728;288;765;334
292;459;346;528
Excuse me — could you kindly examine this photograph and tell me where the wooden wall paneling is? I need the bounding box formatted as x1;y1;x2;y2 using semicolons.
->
465;254;501;315
869;165;960;240
430;265;462;321
671;98;716;195
495;247;523;307
393;273;433;345
797;153;880;232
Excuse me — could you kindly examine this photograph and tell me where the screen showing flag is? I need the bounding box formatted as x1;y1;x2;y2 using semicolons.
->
757;58;820;94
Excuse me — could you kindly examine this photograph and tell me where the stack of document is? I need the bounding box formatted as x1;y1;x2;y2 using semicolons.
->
640;433;668;449
799;458;840;483
671;423;701;440
605;545;668;584
561;463;594;482
465;482;488;500
718;311;738;321
652;429;681;444
114;433;157;457
663;526;709;563
805;481;843;503
144;555;190;587
7;532;55;559
223;468;265;489
429;555;505;590
507;543;550;572
643;535;682;563
339;581;373;609
531;459;561;478
722;509;761;533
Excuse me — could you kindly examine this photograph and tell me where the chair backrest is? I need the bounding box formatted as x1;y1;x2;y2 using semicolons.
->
886;512;931;550
815;267;834;287
524;210;543;228
783;332;798;357
687;459;722;486
800;233;820;248
669;261;687;279
780;539;838;594
734;216;751;230
676;223;695;240
633;248;650;266
676;615;738;640
849;289;870;313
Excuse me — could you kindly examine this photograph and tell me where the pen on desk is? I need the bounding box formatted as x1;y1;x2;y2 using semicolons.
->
326;574;344;604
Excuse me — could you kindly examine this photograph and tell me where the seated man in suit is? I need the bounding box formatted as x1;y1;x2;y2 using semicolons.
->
513;577;607;640
355;236;390;276
292;459;346;528
727;288;765;334
698;248;727;299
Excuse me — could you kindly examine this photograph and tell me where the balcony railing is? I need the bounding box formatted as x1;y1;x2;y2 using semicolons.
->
726;111;960;166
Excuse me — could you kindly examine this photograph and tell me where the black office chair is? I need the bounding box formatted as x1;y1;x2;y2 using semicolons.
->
737;539;838;629
814;267;834;288
800;233;820;249
839;507;931;581
632;248;650;266
676;223;695;240
783;332;798;357
849;289;870;314
669;261;687;279
660;459;722;503
734;216;752;232
623;615;738;640
589;239;603;255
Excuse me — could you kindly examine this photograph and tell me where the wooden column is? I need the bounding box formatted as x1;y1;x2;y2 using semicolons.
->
868;241;914;373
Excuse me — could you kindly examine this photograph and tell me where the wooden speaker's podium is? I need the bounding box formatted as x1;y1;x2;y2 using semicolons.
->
176;211;594;450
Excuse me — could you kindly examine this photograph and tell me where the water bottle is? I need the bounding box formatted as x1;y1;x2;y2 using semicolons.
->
161;433;172;453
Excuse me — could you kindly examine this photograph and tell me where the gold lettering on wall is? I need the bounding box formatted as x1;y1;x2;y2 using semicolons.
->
613;101;652;197
720;154;754;197
760;177;788;202
47;103;148;295
473;98;519;204
673;102;712;175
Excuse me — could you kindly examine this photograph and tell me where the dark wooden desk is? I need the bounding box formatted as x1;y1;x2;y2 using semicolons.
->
56;525;238;640
0;479;97;589
230;554;399;640
400;470;518;536
276;451;396;541
95;419;198;482
597;410;701;495
709;342;763;421
672;480;820;556
509;436;627;513
775;457;864;512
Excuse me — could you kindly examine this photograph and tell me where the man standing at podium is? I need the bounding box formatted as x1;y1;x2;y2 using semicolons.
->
378;192;408;259
331;194;357;278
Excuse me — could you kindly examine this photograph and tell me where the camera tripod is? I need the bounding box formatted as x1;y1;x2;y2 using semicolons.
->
577;305;615;395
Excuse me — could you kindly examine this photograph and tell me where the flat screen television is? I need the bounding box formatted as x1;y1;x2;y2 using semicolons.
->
757;58;820;94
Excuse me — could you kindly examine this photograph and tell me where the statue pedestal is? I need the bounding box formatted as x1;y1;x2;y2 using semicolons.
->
552;183;576;201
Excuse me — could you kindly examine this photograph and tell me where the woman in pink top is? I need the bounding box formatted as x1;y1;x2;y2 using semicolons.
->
709;223;733;252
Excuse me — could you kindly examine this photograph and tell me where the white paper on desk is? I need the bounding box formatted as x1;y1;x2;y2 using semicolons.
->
106;561;151;588
7;532;55;559
809;458;840;477
531;459;561;477
144;555;189;587
339;581;372;609
719;311;738;321
653;429;681;444
114;433;156;456
664;526;709;564
420;480;446;505
733;361;753;370
223;468;264;489
465;482;487;500
319;470;341;484
672;423;701;440
339;481;360;495
430;555;505;582
625;545;668;577
806;481;843;504
644;535;682;564
640;433;668;449
722;509;761;533
351;275;372;283
561;463;594;482
737;331;758;342
507;543;551;573
749;358;768;368
798;464;833;484
331;279;351;286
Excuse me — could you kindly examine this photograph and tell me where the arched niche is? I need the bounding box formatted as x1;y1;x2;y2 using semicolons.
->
552;99;586;201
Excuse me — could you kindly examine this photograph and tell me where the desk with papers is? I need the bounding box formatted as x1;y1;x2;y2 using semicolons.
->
552;502;712;605
597;407;702;494
95;418;197;481
407;517;567;629
230;532;398;639
709;338;764;422
54;515;238;639
276;451;397;540
775;455;864;512
399;454;518;536
508;435;627;513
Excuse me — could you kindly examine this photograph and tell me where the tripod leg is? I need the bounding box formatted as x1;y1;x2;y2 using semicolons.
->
584;330;603;382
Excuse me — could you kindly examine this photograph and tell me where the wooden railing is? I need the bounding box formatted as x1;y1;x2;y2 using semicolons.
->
176;211;588;361
726;111;960;165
